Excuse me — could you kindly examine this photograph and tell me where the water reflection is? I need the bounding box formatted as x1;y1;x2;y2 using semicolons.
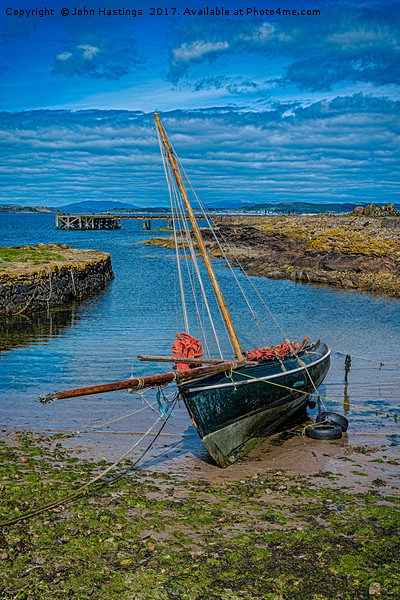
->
0;214;399;443
0;304;79;353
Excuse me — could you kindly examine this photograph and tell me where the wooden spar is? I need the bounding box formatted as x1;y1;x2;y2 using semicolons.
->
138;355;225;365
137;355;258;365
153;113;244;361
38;360;247;403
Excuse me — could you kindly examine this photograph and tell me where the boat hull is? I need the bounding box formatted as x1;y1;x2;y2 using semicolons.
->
179;343;331;467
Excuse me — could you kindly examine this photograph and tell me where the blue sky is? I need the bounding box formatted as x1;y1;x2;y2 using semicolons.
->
0;0;399;207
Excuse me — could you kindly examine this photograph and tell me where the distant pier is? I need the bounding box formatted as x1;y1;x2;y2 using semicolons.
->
55;212;267;231
56;215;122;230
56;214;189;230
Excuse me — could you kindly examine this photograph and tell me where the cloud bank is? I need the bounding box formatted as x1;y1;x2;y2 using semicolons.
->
0;95;398;207
167;6;400;91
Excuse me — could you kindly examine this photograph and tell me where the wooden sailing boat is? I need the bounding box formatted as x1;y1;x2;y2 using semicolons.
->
40;113;331;467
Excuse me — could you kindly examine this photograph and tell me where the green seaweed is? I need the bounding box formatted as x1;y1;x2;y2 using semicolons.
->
0;432;399;599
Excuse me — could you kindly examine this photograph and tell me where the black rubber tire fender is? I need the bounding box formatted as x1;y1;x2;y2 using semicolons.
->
316;411;349;432
305;422;343;440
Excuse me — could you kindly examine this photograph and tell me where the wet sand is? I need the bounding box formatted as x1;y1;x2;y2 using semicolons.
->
2;425;399;600
6;417;397;496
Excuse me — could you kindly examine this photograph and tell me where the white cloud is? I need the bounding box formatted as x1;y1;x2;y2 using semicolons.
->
172;41;229;64
0;99;399;206
237;22;275;45
56;52;72;61
78;45;100;60
327;26;400;52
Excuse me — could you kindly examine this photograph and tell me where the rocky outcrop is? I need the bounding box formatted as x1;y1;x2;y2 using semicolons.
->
382;217;400;229
0;205;55;213
350;202;398;217
0;244;114;316
146;214;400;297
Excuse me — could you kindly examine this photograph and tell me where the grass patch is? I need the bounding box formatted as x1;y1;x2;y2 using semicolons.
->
0;247;64;265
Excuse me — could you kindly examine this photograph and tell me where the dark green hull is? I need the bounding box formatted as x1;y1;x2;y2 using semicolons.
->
179;342;331;467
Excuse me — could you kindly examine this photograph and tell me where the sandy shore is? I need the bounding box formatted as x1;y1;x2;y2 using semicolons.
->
3;418;398;496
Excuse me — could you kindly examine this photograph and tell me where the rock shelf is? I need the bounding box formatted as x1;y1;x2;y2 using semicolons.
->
147;214;400;297
0;243;114;315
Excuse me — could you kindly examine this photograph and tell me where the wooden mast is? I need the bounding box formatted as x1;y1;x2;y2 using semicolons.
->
154;112;244;360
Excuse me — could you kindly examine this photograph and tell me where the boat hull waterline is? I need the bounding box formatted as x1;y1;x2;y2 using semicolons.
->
179;343;331;467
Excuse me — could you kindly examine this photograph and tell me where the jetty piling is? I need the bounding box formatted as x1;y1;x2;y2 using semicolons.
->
56;215;121;230
56;214;183;231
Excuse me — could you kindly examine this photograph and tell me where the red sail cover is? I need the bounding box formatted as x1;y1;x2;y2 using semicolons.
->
246;341;299;361
172;333;204;372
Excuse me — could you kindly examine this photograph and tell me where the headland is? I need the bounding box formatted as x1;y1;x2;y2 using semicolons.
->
147;209;400;298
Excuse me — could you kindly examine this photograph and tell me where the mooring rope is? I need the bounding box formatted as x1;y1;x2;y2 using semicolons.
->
70;269;77;296
74;401;159;434
232;370;399;418
333;349;400;368
0;406;175;527
12;280;40;316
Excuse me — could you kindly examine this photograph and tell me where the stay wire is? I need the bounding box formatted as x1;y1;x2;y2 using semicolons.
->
175;188;224;359
158;130;223;357
0;407;173;528
157;126;323;402
171;158;323;396
174;149;286;348
157;128;190;334
130;129;156;376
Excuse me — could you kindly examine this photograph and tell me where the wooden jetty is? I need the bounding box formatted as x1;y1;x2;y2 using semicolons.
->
56;214;194;230
56;215;122;230
55;212;270;231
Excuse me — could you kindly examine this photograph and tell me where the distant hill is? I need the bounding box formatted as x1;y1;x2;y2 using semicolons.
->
59;201;140;213
206;199;259;210
208;201;400;214
242;202;359;214
0;205;56;213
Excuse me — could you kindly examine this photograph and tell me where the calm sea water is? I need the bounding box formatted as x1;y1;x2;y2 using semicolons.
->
0;213;399;449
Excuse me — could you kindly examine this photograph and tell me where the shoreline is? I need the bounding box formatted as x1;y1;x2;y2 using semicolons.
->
146;214;400;298
3;423;399;493
1;428;399;599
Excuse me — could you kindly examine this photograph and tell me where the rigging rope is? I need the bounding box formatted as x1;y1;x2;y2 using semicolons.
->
232;370;399;418
0;406;174;527
174;149;290;346
157;126;190;335
157;125;226;358
171;146;324;398
171;153;332;400
176;193;224;359
175;199;213;357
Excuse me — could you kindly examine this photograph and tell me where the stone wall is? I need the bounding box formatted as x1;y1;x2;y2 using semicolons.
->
0;246;114;316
